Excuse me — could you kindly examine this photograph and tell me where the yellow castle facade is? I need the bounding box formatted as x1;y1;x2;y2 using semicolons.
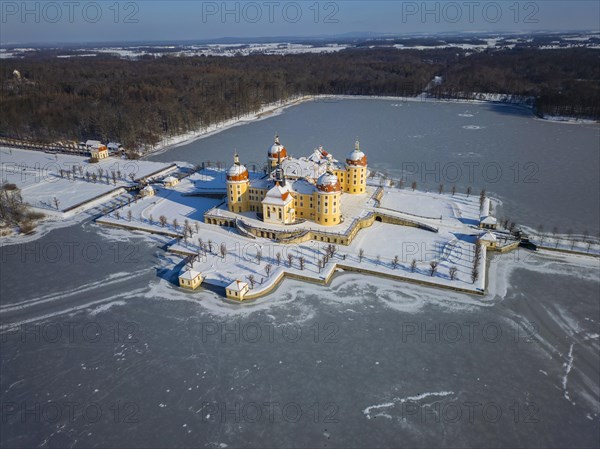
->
226;135;368;226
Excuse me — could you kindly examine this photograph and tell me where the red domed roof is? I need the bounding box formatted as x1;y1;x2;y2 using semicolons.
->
227;154;249;181
268;135;287;159
346;140;367;167
316;172;341;193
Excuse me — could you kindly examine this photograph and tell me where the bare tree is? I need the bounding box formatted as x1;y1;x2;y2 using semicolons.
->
194;222;199;233
287;253;293;268
376;255;381;265
449;266;458;280
552;226;559;248
149;214;153;224
411;181;417;191
299;257;305;270
358;248;364;263
265;263;273;277
276;252;281;265
247;274;256;289
392;255;399;269
256;249;262;265
438;184;444;194
466;186;472;197
451;185;456;196
53;197;60;210
112;171;117;185
326;244;337;258
159;215;167;227
129;172;136;183
410;259;417;273
471;267;479;284
198;238;204;253
115;210;120;220
208;240;213;253
429;261;439;277
172;218;179;231
127;210;132;222
220;243;227;259
479;189;486;206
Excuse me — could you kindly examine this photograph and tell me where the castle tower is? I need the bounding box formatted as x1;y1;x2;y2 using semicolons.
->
268;134;288;170
315;171;342;226
226;153;250;213
344;139;368;194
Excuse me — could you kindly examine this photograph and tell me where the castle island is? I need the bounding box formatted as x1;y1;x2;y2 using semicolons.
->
95;133;518;301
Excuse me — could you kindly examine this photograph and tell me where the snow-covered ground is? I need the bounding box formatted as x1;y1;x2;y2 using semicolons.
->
96;170;488;297
0;147;175;212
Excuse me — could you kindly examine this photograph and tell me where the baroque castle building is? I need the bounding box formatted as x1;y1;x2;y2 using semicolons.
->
226;135;368;226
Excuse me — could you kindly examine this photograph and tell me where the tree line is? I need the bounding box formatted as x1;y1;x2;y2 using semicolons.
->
1;47;597;149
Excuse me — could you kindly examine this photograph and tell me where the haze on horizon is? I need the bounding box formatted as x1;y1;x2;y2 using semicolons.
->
1;1;599;46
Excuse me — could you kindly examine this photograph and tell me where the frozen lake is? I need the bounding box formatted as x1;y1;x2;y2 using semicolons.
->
1;99;599;448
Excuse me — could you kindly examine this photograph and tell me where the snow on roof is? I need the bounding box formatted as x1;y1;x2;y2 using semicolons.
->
141;185;154;193
179;261;204;280
346;148;366;161
163;175;178;183
291;178;316;195
317;172;339;187
250;177;273;190
480;216;497;225
479;231;497;242
227;163;248;177
107;142;121;149
269;142;286;155
263;183;294;206
86;140;102;148
282;156;327;179
227;280;248;291
179;265;202;280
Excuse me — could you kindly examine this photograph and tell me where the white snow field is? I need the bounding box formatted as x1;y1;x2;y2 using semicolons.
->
97;169;489;297
0;147;176;213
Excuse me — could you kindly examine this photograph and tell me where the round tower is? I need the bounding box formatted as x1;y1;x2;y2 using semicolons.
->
315;171;341;226
268;134;287;170
345;139;368;194
226;153;250;213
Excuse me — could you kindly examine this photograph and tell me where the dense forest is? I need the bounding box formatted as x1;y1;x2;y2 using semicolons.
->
1;47;598;149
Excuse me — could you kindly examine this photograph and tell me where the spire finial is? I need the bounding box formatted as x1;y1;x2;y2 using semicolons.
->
234;151;239;165
355;138;360;151
275;133;280;145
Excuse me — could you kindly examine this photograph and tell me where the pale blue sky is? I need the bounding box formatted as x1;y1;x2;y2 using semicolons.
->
1;1;599;45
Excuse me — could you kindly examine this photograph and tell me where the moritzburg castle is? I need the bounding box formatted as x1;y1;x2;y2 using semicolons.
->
226;135;368;226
